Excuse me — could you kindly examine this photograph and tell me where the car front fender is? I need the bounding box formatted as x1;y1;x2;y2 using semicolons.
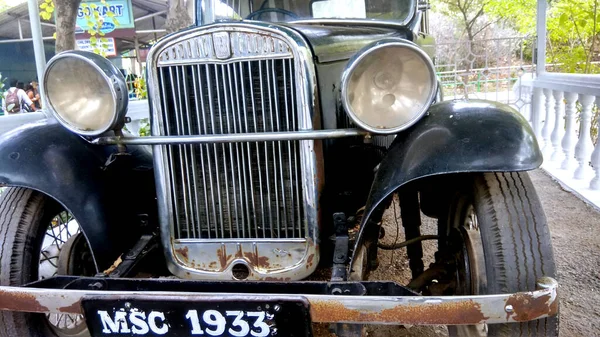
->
350;99;542;264
0;119;155;271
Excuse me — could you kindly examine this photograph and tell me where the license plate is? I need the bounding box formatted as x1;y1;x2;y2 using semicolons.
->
82;298;312;337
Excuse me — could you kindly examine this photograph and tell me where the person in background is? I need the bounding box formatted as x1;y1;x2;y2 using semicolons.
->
25;84;41;111
3;79;35;114
16;82;24;90
30;81;41;109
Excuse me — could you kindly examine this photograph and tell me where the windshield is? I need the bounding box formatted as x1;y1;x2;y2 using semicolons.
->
199;0;415;25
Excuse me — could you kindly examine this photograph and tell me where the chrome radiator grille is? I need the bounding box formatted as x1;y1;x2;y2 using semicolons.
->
156;58;306;240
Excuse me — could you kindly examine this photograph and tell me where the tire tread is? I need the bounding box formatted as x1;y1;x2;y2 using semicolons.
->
474;172;557;337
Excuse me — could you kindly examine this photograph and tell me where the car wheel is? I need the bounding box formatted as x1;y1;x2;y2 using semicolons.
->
440;172;558;337
0;187;93;337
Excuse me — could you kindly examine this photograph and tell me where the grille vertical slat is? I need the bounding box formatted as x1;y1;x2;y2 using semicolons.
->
191;65;212;239
158;56;305;240
282;58;294;238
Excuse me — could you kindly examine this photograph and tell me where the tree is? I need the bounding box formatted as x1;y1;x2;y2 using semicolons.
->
434;0;492;43
41;0;120;55
40;0;81;52
486;0;599;74
165;0;193;33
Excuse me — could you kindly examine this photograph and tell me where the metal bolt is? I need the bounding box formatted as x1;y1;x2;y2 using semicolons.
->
505;304;514;313
273;305;281;312
124;302;132;310
271;328;278;336
337;254;345;260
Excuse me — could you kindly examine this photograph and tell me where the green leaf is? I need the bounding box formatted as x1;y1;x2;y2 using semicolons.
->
560;13;569;26
90;36;97;44
578;19;587;28
40;3;47;9
107;12;115;17
100;38;108;43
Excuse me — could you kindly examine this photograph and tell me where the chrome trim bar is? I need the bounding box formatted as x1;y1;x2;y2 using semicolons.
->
92;129;367;145
0;277;558;325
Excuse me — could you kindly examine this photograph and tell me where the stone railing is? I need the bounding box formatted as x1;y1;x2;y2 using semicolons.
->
527;73;600;208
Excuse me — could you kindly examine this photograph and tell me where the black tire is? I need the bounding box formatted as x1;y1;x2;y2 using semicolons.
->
443;172;558;337
0;187;89;337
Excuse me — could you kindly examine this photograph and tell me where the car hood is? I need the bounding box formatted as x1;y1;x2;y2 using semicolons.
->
282;23;412;63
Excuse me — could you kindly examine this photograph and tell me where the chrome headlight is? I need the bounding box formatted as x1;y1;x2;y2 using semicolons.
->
43;51;128;136
341;40;437;134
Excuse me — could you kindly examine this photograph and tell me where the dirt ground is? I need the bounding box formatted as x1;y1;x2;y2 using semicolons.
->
313;170;600;337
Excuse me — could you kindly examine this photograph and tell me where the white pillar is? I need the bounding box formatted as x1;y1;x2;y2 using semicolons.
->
550;90;565;163
530;87;544;139
574;95;596;179
27;0;48;109
536;0;548;75
541;88;554;153
589;97;600;190
561;92;578;170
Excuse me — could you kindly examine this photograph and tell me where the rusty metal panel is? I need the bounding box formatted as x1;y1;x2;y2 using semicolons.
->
0;277;558;325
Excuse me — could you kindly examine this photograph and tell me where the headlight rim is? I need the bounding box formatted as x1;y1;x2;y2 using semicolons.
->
341;39;438;135
43;50;128;137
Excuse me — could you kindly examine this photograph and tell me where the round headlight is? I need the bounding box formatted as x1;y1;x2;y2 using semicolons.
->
43;51;128;136
341;40;437;134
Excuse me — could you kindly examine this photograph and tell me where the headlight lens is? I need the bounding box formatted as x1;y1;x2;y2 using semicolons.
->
43;51;128;136
341;40;437;134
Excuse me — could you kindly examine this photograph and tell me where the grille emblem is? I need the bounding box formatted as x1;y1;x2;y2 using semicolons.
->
212;32;231;59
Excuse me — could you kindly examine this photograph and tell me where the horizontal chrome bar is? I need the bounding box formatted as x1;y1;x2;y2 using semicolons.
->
175;238;307;244
0;277;558;325
91;129;368;145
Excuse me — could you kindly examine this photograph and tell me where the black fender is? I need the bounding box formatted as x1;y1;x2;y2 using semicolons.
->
350;100;542;264
0;120;156;271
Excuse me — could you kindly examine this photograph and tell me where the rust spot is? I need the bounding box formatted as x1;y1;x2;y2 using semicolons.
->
235;250;243;259
505;293;557;321
208;261;217;269
0;290;51;313
58;301;80;313
175;246;189;263
310;299;488;325
306;254;315;269
243;252;270;268
217;247;231;269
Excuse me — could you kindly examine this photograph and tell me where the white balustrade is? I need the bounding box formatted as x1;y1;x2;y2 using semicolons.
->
541;88;554;154
561;92;578;170
550;90;565;163
525;73;600;208
574;95;596;180
591;96;600;190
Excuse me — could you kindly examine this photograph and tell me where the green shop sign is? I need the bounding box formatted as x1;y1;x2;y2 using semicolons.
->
75;0;134;35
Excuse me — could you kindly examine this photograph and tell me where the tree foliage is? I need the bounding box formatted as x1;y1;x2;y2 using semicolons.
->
468;0;599;74
41;0;119;55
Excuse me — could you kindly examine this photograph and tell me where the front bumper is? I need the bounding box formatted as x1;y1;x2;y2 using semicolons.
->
1;276;558;325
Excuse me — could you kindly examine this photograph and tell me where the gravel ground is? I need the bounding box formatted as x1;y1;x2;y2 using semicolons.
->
313;169;600;337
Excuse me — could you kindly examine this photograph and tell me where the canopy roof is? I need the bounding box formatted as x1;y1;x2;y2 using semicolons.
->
0;0;169;52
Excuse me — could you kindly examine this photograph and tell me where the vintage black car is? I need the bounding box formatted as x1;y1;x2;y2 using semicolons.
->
0;0;558;336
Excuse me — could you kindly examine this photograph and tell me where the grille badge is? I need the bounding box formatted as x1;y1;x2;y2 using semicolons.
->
212;32;231;59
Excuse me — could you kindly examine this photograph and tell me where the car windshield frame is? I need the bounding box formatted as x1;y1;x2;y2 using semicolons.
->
197;0;417;27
